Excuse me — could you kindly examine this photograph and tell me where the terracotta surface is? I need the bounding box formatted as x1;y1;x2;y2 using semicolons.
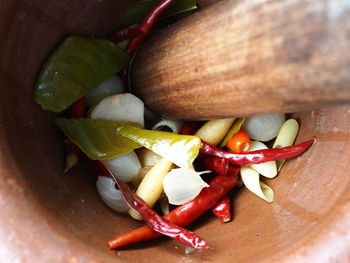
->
0;0;349;262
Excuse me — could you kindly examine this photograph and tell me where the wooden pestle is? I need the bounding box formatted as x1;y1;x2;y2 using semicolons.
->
131;0;350;120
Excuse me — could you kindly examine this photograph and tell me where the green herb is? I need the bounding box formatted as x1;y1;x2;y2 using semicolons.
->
34;36;130;112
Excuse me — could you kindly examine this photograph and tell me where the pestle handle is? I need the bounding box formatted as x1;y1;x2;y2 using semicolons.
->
131;0;350;120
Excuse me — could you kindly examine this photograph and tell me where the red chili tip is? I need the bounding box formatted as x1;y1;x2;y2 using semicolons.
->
197;241;210;250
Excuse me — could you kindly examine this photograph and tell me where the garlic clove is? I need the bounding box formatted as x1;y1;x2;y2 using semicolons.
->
243;114;285;141
96;176;129;213
163;168;210;205
102;151;141;183
91;93;144;127
85;75;125;107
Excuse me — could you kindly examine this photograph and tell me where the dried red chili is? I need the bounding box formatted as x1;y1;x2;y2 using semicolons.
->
108;167;239;249
93;161;209;249
200;139;315;166
126;0;175;56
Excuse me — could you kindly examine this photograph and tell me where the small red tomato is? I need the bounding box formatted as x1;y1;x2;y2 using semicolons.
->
226;128;251;153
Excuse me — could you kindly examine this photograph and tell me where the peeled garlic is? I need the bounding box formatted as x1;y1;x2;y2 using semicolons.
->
152;119;183;134
273;119;299;171
249;141;277;178
85;75;125;106
243;114;285;141
240;167;274;202
102;151;141;183
96;176;129;213
91;93;144;127
163;168;210;205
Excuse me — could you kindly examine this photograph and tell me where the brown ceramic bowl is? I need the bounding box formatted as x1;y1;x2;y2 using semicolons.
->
0;1;349;262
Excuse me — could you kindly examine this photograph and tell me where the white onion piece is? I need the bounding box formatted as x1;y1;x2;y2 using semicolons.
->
85;75;125;106
240;167;274;202
91;93;144;127
243;114;285;141
249;141;277;178
273;119;299;171
102;151;141;183
96;176;129;213
163;168;210;205
152;119;183;134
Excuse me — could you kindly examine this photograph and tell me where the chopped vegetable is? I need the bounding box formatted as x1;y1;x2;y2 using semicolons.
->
55;118;201;167
115;0;197;29
85;75;125;107
163;168;210;205
243;114;285;141
195;119;235;145
103;163;209;249
129;158;173;220
108;168;239;249
91;93;145;127
240;167;274;202
118;124;201;168
102;151;141;183
96;176;129;213
273;119;299;171
56;119;142;160
220;118;245;148
226;128;251;153
34;36;129;112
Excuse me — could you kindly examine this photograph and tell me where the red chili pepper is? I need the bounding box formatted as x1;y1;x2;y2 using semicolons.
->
226;128;250;153
211;196;231;222
68;97;85;118
103;165;208;250
111;28;142;44
200;139;315;166
126;0;175;56
108;167;239;249
180;121;197;135
205;157;237;222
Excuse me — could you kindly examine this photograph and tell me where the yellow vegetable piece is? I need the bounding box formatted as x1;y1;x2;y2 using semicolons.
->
129;158;174;220
273;119;299;171
240;166;274;203
195;119;235;145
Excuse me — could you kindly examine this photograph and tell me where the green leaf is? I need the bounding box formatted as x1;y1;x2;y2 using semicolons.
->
55;118;142;160
115;0;197;29
34;36;130;112
55;118;201;168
